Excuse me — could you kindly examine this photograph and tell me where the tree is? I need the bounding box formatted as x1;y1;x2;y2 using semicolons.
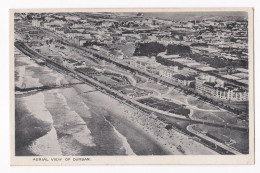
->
26;13;33;20
134;42;166;57
230;37;237;42
137;13;143;16
166;44;191;55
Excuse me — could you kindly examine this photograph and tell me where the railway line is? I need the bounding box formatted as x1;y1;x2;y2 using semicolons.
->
14;41;248;155
14;41;248;131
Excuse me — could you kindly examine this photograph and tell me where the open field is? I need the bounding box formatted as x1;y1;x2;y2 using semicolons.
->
187;96;220;110
226;101;249;114
143;81;170;94
191;109;247;127
166;88;189;104
192;124;249;154
110;43;136;57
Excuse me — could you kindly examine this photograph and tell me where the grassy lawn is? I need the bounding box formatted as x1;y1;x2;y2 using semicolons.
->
138;97;190;117
192;124;249;154
166;89;188;104
113;43;136;57
226;101;249;113
187;96;220;110
192;110;247;127
145;81;169;94
192;110;224;122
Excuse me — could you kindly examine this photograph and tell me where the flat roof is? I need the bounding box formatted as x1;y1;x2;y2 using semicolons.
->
236;68;248;73
237;79;248;85
173;58;194;64
197;66;217;72
232;72;248;79
173;74;195;81
186;62;203;67
222;75;241;80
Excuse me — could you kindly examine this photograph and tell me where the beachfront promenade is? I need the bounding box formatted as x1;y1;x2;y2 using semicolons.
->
15;41;248;155
73;44;248;118
187;124;242;155
14;41;248;130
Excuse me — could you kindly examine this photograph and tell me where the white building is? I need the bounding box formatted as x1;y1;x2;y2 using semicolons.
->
159;66;179;79
32;19;41;27
110;51;124;60
195;74;248;101
74;36;88;46
130;57;160;72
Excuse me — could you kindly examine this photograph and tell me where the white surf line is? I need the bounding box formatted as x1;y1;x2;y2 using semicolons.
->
22;92;62;155
23;92;53;123
81;101;90;110
28;126;63;156
55;92;96;147
103;117;136;155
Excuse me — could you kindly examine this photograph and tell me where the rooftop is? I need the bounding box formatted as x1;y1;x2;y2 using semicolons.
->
197;66;217;72
173;74;195;81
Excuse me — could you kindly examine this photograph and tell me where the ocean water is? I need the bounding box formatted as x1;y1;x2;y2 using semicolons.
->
73;85;171;155
17;84;172;155
15;48;171;156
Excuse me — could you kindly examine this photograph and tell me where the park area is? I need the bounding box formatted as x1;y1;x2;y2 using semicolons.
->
191;124;249;154
138;97;190;117
115;85;153;98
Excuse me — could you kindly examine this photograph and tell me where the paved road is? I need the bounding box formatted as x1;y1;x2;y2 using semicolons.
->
187;124;242;155
14;41;249;132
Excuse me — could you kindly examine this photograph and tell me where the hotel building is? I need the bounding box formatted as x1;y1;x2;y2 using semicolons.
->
195;74;248;101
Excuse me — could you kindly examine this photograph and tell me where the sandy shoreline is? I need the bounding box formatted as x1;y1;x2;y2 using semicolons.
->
81;86;218;155
15;47;218;155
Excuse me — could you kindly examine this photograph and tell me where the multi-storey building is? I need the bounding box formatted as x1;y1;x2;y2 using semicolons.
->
32;19;41;27
129;57;160;72
159;66;179;79
172;74;195;86
195;74;248;101
74;36;88;46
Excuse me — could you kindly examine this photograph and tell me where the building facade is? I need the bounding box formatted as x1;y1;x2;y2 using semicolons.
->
32;19;41;27
195;74;248;101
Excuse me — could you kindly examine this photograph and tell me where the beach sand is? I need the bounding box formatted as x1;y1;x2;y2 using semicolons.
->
14;47;218;156
80;86;218;155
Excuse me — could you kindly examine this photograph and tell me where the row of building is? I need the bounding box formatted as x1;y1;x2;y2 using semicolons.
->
195;74;248;101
